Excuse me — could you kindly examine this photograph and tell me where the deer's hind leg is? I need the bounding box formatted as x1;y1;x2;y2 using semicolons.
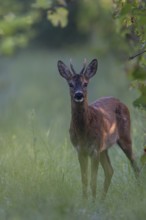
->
116;105;140;177
117;138;140;177
100;150;114;200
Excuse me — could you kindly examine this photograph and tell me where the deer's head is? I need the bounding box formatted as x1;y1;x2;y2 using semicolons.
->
57;59;98;103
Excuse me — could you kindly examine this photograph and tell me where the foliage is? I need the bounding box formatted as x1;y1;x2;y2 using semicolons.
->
113;0;146;109
0;0;69;54
0;0;36;54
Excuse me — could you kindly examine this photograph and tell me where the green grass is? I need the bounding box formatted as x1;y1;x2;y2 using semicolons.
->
0;48;146;219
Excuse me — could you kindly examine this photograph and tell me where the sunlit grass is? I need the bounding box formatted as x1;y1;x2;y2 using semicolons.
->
0;48;145;219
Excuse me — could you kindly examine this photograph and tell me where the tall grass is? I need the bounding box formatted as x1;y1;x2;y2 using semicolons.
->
0;48;145;219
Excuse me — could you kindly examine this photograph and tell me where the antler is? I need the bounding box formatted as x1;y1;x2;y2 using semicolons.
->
80;58;87;75
70;59;76;75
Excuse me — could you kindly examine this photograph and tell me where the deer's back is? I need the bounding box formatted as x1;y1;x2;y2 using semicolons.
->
91;96;122;112
91;96;129;121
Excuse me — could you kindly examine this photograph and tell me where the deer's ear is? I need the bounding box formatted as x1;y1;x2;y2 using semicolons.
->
57;60;72;80
84;59;98;79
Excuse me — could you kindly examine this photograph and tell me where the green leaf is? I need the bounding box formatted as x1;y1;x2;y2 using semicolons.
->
132;66;146;80
133;84;146;109
47;7;68;27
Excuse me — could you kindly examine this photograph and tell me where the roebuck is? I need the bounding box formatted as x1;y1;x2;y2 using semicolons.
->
57;58;139;200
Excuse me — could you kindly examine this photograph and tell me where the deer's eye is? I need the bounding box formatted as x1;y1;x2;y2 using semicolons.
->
69;83;74;88
83;82;88;88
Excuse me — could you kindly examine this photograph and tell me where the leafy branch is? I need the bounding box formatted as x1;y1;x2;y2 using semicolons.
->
113;0;146;109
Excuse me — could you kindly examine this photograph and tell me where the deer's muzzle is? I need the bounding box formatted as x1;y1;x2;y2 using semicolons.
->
74;91;84;102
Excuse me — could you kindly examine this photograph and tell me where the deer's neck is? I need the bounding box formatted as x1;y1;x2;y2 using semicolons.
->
71;98;89;135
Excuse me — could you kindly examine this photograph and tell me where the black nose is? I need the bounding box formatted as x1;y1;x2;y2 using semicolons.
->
74;91;84;102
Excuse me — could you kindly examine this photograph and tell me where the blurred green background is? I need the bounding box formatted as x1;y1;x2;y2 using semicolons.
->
0;0;146;220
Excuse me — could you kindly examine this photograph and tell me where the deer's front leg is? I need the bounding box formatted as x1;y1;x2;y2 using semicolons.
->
78;152;88;200
90;153;99;201
100;150;114;200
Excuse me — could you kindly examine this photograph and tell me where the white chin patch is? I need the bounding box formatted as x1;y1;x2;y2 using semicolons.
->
74;98;84;103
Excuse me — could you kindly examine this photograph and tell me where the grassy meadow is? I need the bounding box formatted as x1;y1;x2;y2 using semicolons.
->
0;47;146;220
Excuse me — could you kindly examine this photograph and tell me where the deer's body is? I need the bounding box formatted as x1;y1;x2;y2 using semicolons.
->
57;59;139;200
70;96;126;155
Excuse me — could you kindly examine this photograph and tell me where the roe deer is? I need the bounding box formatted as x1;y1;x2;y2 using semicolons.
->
57;58;139;200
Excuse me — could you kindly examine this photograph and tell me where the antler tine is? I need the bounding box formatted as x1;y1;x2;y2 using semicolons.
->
80;58;87;75
70;58;76;75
